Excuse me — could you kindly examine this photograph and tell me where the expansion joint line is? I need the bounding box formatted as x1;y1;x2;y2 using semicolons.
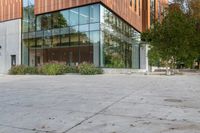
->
62;91;136;133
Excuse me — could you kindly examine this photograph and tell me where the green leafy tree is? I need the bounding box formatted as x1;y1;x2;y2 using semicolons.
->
142;6;199;72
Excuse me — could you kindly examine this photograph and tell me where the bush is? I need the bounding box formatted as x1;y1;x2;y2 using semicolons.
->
9;65;38;75
64;66;78;73
9;65;27;75
78;62;103;75
25;67;38;74
40;63;66;75
9;63;103;75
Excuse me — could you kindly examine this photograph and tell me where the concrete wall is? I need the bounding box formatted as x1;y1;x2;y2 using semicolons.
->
0;19;21;74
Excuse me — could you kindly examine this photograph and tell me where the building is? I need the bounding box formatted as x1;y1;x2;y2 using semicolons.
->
0;0;168;74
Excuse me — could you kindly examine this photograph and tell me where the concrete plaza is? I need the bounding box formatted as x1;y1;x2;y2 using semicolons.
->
0;74;200;133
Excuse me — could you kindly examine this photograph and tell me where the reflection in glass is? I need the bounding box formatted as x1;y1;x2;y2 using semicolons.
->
22;4;140;69
41;14;52;30
61;34;70;46
90;31;100;66
22;7;29;32
52;12;61;28
80;32;90;45
101;5;140;68
36;15;42;31
79;24;89;32
80;31;93;64
70;8;79;26
36;14;52;31
29;39;36;66
61;27;70;46
22;39;29;65
70;33;79;46
44;36;51;48
52;12;69;28
79;6;89;25
52;35;60;47
90;4;100;23
60;10;69;27
90;23;100;31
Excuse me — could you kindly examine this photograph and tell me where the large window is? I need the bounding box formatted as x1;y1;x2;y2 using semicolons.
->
44;31;52;48
79;6;89;25
101;5;140;68
36;15;42;31
70;8;79;26
52;12;61;28
23;0;35;33
90;31;100;66
22;4;140;68
22;7;29;32
60;10;69;27
80;32;90;45
22;39;29;65
52;35;60;47
42;14;52;30
29;39;36;66
37;14;52;31
90;4;100;23
61;27;70;46
70;26;79;46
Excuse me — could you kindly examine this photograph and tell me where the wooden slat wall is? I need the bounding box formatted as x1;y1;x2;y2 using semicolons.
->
141;0;150;31
0;0;22;22
142;0;168;31
35;0;100;15
35;0;143;32
101;0;143;32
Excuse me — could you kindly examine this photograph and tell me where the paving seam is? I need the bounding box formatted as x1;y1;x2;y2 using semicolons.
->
62;89;141;133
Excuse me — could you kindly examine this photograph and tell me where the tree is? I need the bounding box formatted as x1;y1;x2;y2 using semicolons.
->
190;0;200;19
142;6;199;73
166;1;200;69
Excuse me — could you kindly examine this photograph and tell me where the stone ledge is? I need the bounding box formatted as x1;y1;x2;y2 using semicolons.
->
103;68;147;74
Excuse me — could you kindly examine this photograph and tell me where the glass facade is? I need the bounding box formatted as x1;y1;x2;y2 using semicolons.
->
22;3;140;68
22;0;35;66
100;6;140;68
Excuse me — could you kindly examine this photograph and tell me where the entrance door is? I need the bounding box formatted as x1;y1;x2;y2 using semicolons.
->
11;55;16;66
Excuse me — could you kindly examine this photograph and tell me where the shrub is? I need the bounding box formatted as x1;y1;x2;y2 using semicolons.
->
64;66;78;73
9;65;38;75
9;65;27;75
78;62;103;75
9;63;103;75
25;67;38;74
40;63;66;75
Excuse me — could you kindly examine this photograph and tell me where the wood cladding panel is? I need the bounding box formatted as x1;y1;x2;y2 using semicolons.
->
35;0;100;15
101;0;143;32
142;0;168;31
35;0;143;32
0;0;22;22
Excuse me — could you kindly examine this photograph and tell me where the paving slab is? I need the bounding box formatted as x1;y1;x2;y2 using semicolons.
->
67;114;200;133
0;74;199;133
